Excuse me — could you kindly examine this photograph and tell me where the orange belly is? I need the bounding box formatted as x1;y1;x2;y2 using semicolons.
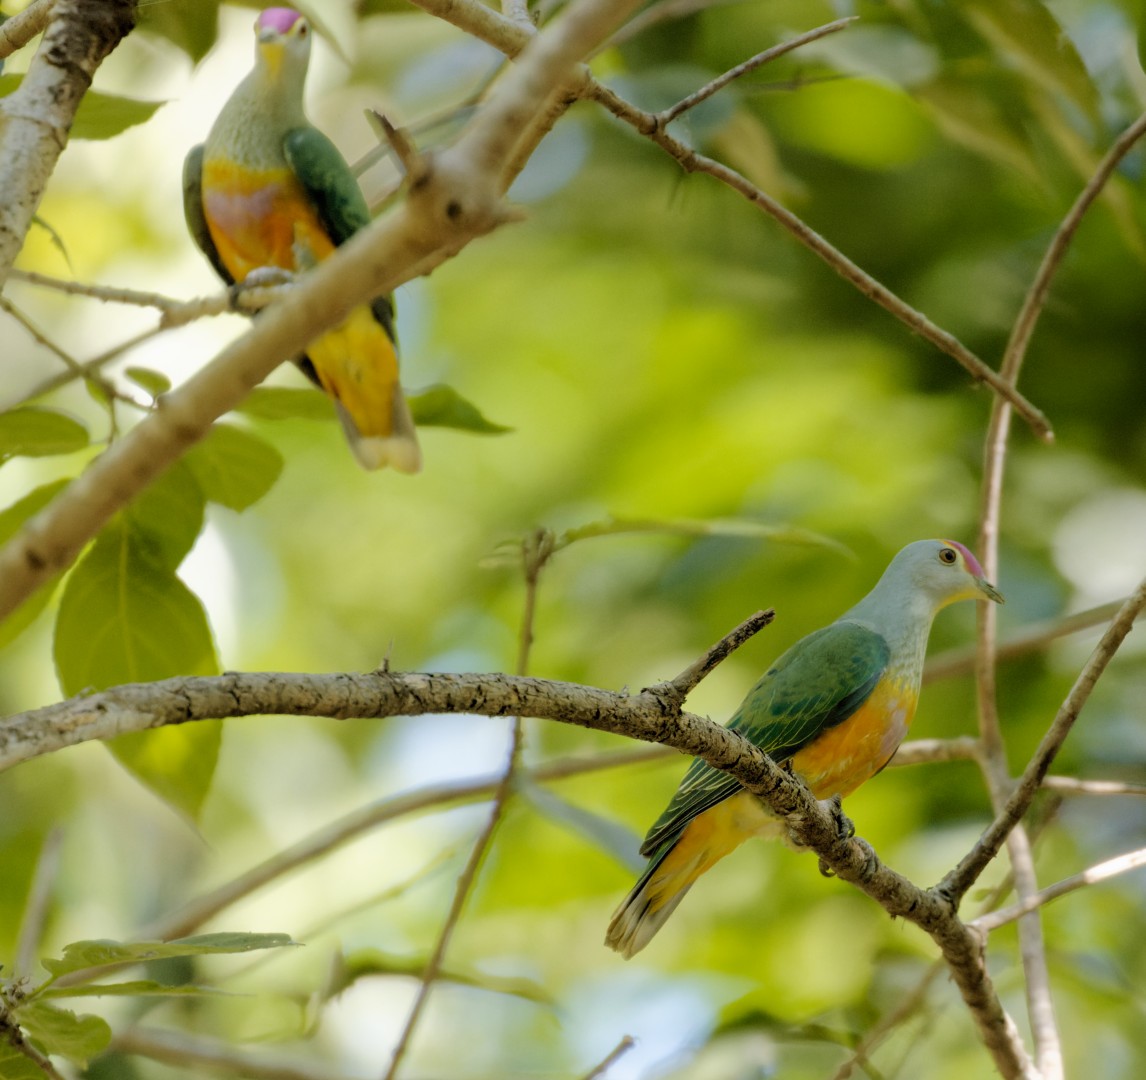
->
790;677;917;799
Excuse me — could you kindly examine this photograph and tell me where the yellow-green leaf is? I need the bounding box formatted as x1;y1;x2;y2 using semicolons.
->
184;423;284;511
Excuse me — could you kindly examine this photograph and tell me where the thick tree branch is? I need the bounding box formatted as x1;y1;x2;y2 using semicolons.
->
0;0;135;285
0;664;1033;1077
0;0;639;626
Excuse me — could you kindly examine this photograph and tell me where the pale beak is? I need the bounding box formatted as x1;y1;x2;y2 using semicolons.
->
975;577;1005;604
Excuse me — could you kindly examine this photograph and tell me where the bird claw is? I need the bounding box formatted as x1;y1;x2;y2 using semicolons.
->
825;793;855;841
229;267;295;313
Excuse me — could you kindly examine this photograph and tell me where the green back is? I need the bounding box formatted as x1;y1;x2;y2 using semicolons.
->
283;126;370;245
283;126;397;342
640;621;890;856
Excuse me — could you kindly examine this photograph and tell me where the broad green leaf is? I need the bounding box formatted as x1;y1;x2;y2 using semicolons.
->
53;522;220;818
0;406;88;460
0;1041;44;1080
137;0;221;62
236;386;335;421
124;367;171;397
42;933;298;978
184;423;284;511
0;76;162;139
334;948;550;1004
520;780;645;873
123;461;205;570
0;479;69;648
43;980;232;999
13;1001;110;1065
408;384;511;434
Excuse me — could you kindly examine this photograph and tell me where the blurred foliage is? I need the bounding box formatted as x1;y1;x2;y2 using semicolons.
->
0;0;1145;1077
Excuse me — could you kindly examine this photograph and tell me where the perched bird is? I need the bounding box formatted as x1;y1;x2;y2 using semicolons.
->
606;539;1003;958
183;7;421;473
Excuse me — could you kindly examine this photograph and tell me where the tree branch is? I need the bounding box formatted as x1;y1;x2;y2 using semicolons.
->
942;576;1146;904
974;846;1146;934
0;664;1033;1076
0;0;55;60
0;0;136;286
0;0;640;626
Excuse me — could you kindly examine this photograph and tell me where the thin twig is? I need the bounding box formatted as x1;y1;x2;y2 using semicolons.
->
657;609;774;700
975;846;1146;934
1041;776;1146;797
580;1035;636;1079
381;530;553;1080
942;575;1146;903
923;597;1132;683
887;737;982;768
658;17;856;124
0;0;54;60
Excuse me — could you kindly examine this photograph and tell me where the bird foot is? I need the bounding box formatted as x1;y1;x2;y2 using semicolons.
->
824;793;855;841
230;267;295;312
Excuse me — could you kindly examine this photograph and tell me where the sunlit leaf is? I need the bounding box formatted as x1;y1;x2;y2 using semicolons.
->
0;406;88;461
0;479;69;648
236;386;336;421
184;423;284;511
124;367;171;397
53;521;220;818
13;1001;110;1065
408;384;511;434
123;461;205;571
137;0;221;62
42;933;299;978
0;76;163;139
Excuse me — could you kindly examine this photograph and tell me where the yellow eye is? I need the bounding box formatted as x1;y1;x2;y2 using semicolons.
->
939;547;957;565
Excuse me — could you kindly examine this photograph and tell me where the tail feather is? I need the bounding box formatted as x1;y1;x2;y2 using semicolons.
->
336;394;421;474
605;841;700;959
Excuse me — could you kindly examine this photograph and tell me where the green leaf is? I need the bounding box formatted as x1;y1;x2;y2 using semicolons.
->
53;521;220;818
0;479;69;649
12;1001;110;1066
42;980;233;1000
124;367;171;397
0;1041;45;1080
520;780;645;873
42;933;299;978
123;461;205;570
236;386;336;421
408;384;511;434
184;423;284;511
0;406;88;461
137;0;221;62
0;76;163;139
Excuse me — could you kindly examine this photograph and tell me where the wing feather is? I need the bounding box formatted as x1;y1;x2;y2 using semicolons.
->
639;621;891;856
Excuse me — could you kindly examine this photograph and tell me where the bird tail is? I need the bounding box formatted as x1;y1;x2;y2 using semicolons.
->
606;793;786;958
337;389;421;474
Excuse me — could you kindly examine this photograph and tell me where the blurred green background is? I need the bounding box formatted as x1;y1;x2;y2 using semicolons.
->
2;0;1146;1076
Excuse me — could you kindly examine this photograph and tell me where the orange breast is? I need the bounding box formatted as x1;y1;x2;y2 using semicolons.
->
790;677;918;800
201;159;335;282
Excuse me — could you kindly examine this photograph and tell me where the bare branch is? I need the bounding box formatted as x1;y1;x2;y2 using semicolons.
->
0;663;1034;1077
923;597;1133;683
0;0;639;626
1041;776;1146;797
657;17;856;124
887;736;982;768
0;0;54;60
655;609;774;701
942;575;1146;904
0;0;136;285
408;0;1054;438
580;1035;636;1079
974;847;1146;934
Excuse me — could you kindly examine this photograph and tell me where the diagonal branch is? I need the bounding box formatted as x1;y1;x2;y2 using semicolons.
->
0;0;136;286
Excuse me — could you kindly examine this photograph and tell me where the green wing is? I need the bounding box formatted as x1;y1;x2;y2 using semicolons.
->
639;621;891;856
182;143;234;285
282;126;397;342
